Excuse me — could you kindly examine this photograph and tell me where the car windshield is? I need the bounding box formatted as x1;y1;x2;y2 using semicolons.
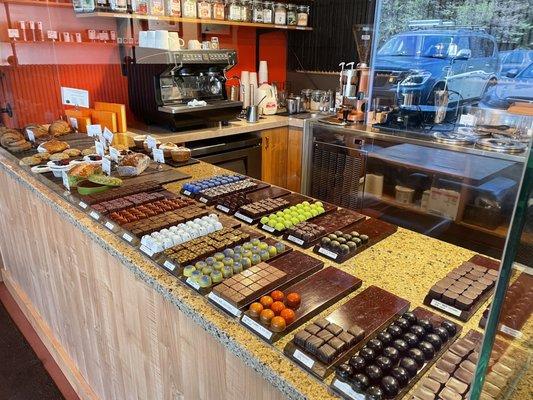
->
378;34;459;58
517;64;533;79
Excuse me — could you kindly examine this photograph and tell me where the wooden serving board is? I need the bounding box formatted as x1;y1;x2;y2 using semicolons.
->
214;186;291;215
331;306;462;400
283;208;366;249
313;217;397;263
423;254;500;322
233;192;312;225
240;266;362;343
284;285;410;379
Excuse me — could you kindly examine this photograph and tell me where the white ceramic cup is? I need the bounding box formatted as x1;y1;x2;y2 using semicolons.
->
168;32;185;51
154;30;169;50
201;41;211;50
145;30;156;48
188;39;201;50
138;31;148;47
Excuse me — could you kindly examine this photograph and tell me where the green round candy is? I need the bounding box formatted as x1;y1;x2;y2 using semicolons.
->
191;270;202;282
274;242;285;253
260;216;269;224
221;265;233;278
243;250;253;259
222;257;234;266
214;252;225;261
211;270;223;283
243;242;253;250
259;250;270;261
268;246;277;257
275;222;285;231
198;275;212;288
201;266;213;275
213;261;224;271
241;257;252;268
259;242;268;250
195;261;207;269
233;262;243;274
183;265;196;277
205;257;216;266
251;238;260;246
251;254;261;265
302;201;310;206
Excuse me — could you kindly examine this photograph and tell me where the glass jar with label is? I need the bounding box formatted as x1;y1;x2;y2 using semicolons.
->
110;0;127;12
262;1;273;23
227;0;242;21
212;0;225;19
197;0;212;18
165;0;181;16
273;2;286;25
182;0;197;17
241;0;252;22
96;0;110;12
296;5;309;26
149;0;165;15
252;1;263;23
131;0;148;14
310;90;324;111
301;89;312;110
286;4;296;25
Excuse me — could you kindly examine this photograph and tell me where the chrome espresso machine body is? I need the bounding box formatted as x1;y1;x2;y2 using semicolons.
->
128;48;242;131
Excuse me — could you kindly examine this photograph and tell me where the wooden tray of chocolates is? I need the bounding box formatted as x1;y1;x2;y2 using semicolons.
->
331;306;462;400
208;249;327;317
196;180;270;206
313;217;397;263
181;238;293;296
233;192;311;225
214;186;291;215
284;286;410;379
239;266;362;343
283;208;366;249
423;254;500;322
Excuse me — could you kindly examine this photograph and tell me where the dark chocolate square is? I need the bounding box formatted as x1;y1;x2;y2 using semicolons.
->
328;337;345;352
326;323;343;336
294;330;311;347
446;377;468;394
317;330;334;342
421;377;441;393
347;324;365;341
428;367;450;384
316;343;336;363
305;324;321;335
337;331;356;346
305;335;325;354
314;318;330;329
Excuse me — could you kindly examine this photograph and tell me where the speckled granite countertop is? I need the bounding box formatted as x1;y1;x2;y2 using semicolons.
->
0;148;529;400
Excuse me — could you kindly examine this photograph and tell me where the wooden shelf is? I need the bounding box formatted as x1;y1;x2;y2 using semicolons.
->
76;11;313;30
4;40;130;46
0;0;72;7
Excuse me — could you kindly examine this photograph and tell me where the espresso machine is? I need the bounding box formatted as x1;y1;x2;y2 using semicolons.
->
128;48;242;131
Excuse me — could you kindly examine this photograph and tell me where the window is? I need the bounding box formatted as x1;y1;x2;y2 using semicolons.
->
470;37;494;58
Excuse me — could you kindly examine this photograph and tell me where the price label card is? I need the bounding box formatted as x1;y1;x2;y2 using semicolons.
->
102;157;112;176
500;325;522;338
103;127;114;144
78;201;88;209
87;124;102;137
122;232;133;242
104;221;115;230
186;277;201;290
262;224;275;233
199;197;208;204
293;349;315;369
318;247;338;260
153;148;165;164
216;205;230;213
89;210;100;220
241;315;273;340
287;235;304;246
69;117;78;130
234;212;253;224
182;190;191;196
26;129;35;142
95;141;105;157
207;292;242;317
8;29;20;39
61;170;70;191
109;146;120;162
146;135;157;150
331;379;365;400
430;299;462;317
163;260;176;272
46;30;58;40
140;245;155;257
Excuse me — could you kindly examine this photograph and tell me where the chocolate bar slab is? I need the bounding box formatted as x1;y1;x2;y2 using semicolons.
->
313;217;397;263
284;285;409;378
424;254;500;322
108;196;197;225
241;267;362;343
80;180;162;205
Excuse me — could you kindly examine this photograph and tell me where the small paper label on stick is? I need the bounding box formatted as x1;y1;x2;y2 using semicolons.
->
95;141;105;157
26;129;35;142
293;349;315;369
153;148;165;164
89;211;100;220
182;190;191;196
140;245;155;257
199;197;208;204
332;379;365;400
61;170;70;191
216;205;230;213
78;201;88;209
234;212;253;223
500;325;522;338
146;135;157;150
102;157;111;176
287;235;304;246
318;247;338;260
430;299;462;317
122;233;133;242
103;127;114;144
262;224;275;233
186;277;201;290
241;315;273;340
163;260;176;272
104;221;115;230
207;292;242;317
87;124;102;137
109;146;120;162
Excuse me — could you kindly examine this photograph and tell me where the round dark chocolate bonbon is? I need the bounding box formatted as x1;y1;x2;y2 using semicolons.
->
367;339;384;353
360;347;376;362
396;317;410;330
349;355;367;372
418;341;436;360
336;363;354;381
392;339;409;354
365;364;384;382
434;326;450;341
409;325;426;338
387;324;403;338
407;348;425;367
400;357;419;377
351;373;370;392
377;332;393;345
381;375;400;397
403;332;419;347
390;366;410;387
402;312;417;324
383;346;400;362
424;333;443;351
365;385;384;400
375;356;393;372
441;320;457;336
418;319;433;333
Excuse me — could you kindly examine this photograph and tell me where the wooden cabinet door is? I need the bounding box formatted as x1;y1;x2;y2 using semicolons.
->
286;128;303;192
261;127;288;188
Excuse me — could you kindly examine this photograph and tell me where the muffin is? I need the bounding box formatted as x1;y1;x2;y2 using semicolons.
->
170;147;191;162
159;142;178;158
133;135;146;149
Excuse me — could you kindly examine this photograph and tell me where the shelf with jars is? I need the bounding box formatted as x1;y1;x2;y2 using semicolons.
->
74;0;312;30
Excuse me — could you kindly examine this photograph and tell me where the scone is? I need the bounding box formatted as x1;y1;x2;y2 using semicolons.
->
23;124;49;140
63;148;81;157
40;139;69;154
9;141;32;153
19;156;42;166
49;152;70;161
49;120;71;136
82;146;96;156
35;152;50;161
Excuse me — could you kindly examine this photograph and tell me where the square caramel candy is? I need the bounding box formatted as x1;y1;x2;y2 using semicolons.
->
317;330;334;342
347;324;365;341
305;335;325;353
294;330;311;347
337;331;356;346
305;324;321;335
314;318;330;329
316;343;336;363
428;367;450;384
